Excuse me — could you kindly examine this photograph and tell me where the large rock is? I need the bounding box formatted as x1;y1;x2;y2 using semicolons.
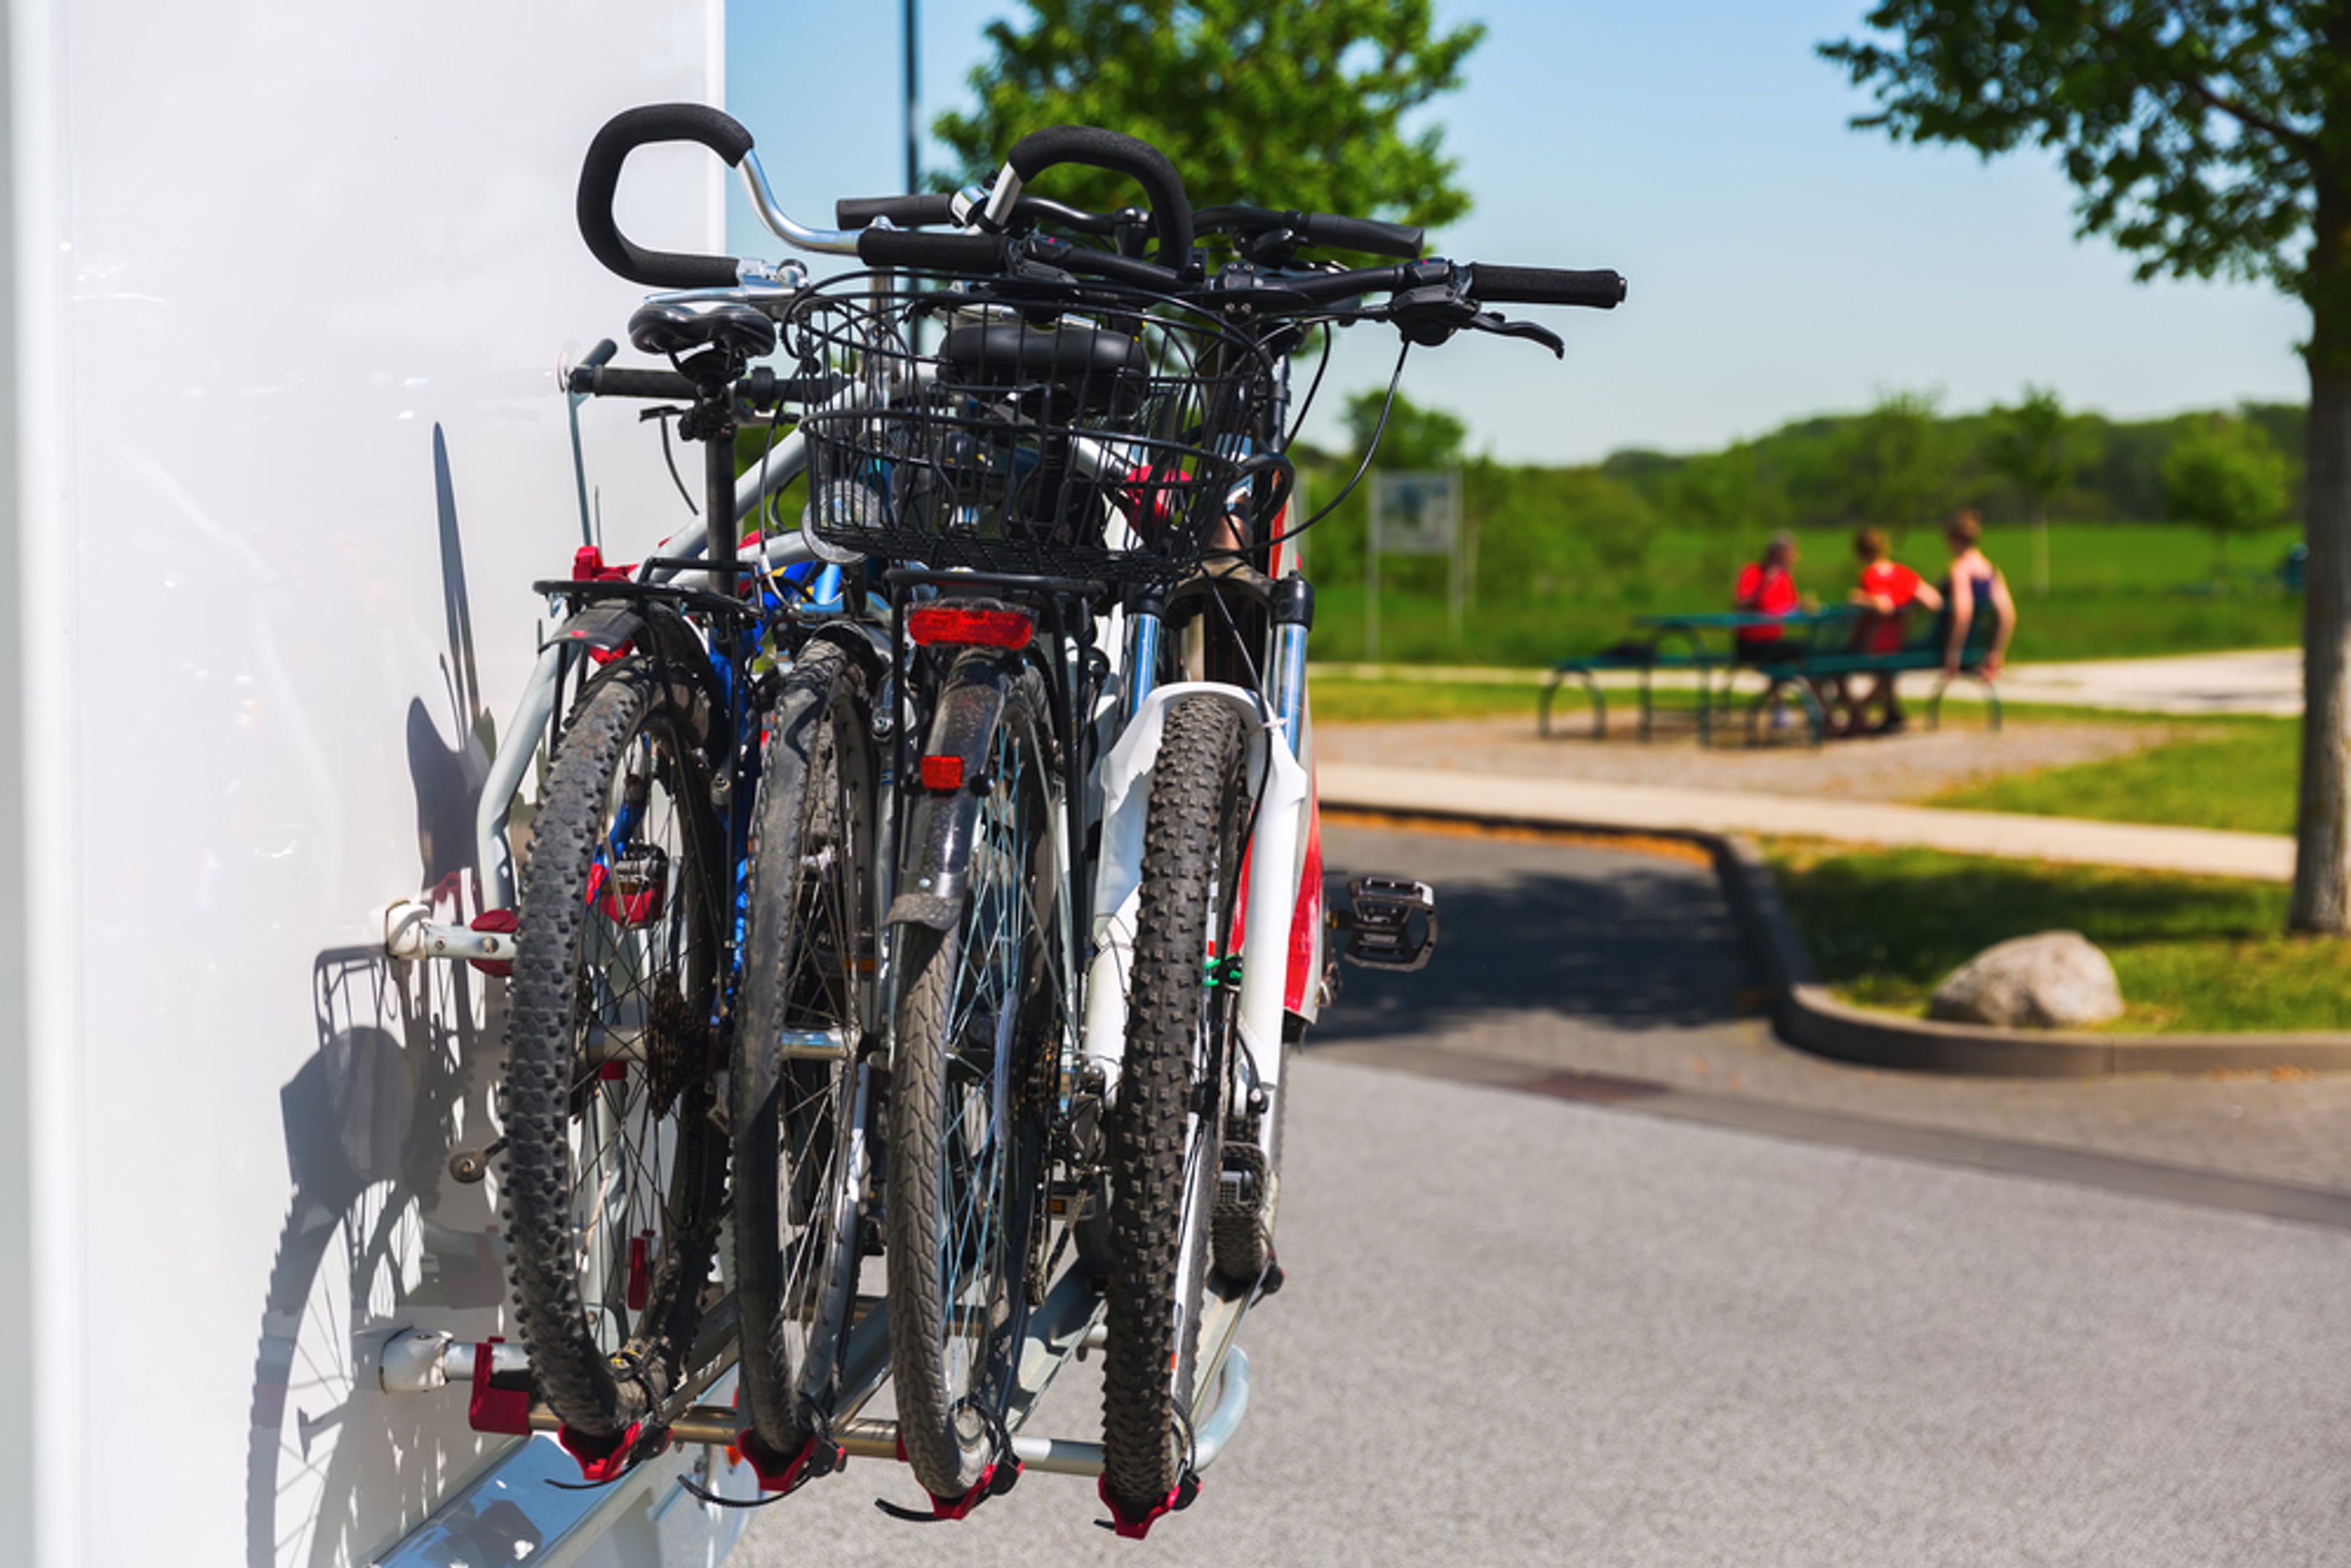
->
1927;931;2124;1029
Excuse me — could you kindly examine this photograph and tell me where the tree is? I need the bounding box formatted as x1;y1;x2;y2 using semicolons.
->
2164;414;2292;576
1988;385;2098;595
1821;3;2351;934
932;0;1484;242
1343;384;1465;471
1673;441;1780;587
1839;389;1954;547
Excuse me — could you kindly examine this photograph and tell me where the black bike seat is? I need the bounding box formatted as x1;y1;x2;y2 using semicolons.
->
628;299;778;362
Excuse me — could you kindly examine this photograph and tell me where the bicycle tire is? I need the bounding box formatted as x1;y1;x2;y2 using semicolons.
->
732;640;877;1459
500;658;728;1439
1100;694;1249;1514
885;664;1065;1502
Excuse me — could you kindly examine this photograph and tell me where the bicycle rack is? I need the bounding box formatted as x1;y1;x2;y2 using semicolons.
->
376;898;1268;1544
381;1266;1261;1476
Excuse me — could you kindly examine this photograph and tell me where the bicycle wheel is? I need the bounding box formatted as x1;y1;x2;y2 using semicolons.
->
732;640;877;1463
500;658;729;1441
885;662;1067;1504
1100;694;1250;1515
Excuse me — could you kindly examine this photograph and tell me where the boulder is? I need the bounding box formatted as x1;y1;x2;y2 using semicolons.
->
1927;931;2123;1030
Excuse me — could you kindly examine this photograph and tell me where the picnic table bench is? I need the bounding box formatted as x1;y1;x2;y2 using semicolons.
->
1539;604;2003;746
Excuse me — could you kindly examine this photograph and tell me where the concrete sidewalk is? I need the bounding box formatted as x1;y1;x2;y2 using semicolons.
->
1315;647;2303;716
1319;762;2294;881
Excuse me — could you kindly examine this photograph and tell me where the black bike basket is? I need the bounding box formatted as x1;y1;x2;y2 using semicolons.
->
786;275;1281;585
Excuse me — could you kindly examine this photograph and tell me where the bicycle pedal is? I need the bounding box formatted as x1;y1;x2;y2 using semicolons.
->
1330;875;1438;972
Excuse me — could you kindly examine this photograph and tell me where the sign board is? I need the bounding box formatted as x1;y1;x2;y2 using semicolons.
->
1370;470;1458;556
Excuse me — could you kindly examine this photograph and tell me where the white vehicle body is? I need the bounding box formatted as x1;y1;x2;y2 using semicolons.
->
0;2;762;1562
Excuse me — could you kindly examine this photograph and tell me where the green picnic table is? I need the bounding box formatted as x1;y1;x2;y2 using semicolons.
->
1539;607;1859;744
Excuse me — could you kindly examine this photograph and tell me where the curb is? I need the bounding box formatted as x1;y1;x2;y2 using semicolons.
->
1327;803;2351;1079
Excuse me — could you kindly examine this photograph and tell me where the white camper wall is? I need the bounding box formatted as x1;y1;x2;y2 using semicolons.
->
2;2;739;1562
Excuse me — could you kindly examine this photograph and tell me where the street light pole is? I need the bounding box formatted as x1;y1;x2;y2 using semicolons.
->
903;0;920;193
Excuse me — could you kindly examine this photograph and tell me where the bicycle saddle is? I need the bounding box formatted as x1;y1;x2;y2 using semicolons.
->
628;299;778;362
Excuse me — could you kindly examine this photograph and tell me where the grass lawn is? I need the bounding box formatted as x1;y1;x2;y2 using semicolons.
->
1931;718;2298;836
1763;839;2349;1033
1307;520;2304;667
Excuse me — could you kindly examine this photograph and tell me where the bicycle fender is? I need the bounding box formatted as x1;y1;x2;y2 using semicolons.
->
887;650;1014;929
543;602;643;655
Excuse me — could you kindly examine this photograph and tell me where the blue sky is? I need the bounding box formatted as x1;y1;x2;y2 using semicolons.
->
725;1;2307;465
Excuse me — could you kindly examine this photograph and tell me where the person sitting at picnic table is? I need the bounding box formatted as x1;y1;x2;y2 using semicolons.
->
1940;509;2017;680
1731;530;1807;664
1833;527;1943;735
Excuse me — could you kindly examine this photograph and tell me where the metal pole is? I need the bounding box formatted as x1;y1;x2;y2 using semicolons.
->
1366;475;1381;662
903;0;920;193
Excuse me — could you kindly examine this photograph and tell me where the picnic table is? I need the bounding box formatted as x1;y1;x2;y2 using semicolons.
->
1538;604;2001;745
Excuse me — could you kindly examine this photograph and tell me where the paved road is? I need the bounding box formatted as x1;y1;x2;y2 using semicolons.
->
733;828;2351;1566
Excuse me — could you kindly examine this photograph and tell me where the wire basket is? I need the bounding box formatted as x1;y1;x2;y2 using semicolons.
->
784;275;1281;586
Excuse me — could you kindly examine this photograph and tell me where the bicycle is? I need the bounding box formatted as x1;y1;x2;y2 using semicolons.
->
484;105;1619;1530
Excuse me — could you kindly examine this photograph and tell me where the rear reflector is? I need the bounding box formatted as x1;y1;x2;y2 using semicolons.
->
907;605;1033;650
921;755;966;791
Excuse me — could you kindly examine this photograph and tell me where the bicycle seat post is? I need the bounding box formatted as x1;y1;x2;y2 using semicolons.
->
700;400;738;593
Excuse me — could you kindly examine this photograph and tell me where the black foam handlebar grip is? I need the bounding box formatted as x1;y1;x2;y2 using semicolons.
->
1464;264;1626;309
1299;211;1424;259
569;364;699;399
1003;126;1193;264
1194;204;1423;258
836;192;958;228
857;228;1011;273
577;103;756;288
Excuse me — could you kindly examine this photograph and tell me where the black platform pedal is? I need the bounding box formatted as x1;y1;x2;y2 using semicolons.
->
1332;875;1438;972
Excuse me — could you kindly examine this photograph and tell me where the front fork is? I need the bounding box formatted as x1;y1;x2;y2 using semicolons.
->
1091;574;1314;1155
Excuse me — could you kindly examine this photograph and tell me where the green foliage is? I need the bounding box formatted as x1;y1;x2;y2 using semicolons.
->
2162;415;2292;571
1835;389;1955;545
1342;384;1465;470
932;0;1485;247
1671;442;1780;586
1987;385;2096;519
1818;4;2335;307
1764;841;2348;1033
1935;718;2298;836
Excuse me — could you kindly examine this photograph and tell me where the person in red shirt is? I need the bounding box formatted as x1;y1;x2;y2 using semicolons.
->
1837;527;1943;734
1733;531;1804;660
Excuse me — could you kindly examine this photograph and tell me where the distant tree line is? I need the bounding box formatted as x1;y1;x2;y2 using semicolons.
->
1295;389;2304;609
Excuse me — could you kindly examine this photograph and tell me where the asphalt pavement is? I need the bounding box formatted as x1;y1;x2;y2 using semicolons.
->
732;826;2351;1566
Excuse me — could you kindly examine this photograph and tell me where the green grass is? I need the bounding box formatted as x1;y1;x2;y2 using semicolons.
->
1309;675;1547;724
1932;718;2299;836
1763;841;2349;1033
1305;520;2304;667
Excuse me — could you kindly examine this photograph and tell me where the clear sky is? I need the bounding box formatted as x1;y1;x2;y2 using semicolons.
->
724;1;2308;465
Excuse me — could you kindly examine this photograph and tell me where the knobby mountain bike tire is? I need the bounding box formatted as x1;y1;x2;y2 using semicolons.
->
885;661;1068;1502
1100;693;1250;1514
732;640;878;1460
500;659;729;1439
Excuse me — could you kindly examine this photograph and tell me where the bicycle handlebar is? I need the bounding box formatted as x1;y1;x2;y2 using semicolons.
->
1463;263;1626;309
857;228;1013;272
999;125;1193;266
1193;204;1425;260
836;192;958;228
577;103;757;289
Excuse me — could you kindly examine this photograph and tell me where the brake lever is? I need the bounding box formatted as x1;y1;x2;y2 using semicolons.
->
1468;310;1564;358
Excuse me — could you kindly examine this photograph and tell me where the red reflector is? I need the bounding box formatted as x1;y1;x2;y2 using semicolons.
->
626;1231;652;1312
907;605;1033;649
921;755;966;791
